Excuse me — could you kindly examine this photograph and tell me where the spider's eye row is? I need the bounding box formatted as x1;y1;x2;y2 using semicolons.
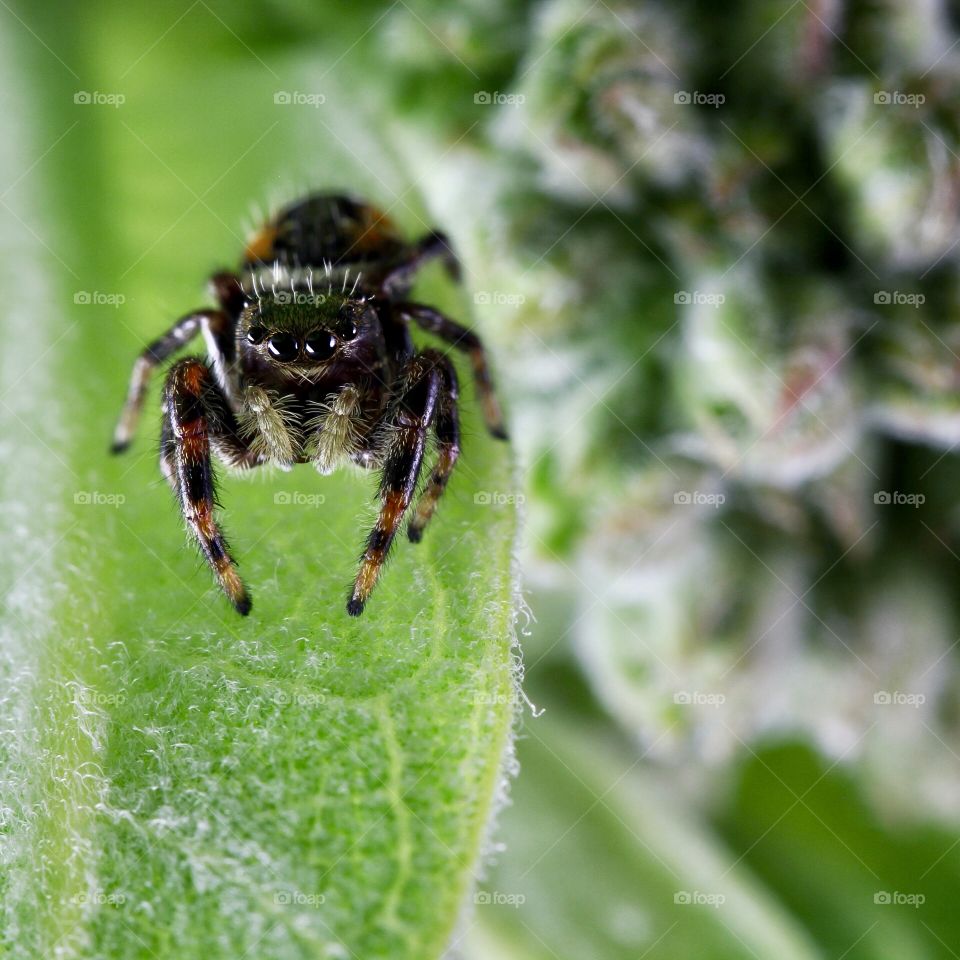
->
249;324;347;362
267;332;299;362
304;331;337;361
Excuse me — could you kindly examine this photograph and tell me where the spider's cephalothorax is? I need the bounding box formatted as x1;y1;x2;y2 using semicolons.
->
112;192;507;617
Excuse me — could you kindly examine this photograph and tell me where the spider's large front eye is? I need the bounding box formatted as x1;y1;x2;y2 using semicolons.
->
246;325;267;344
267;332;299;361
304;331;337;361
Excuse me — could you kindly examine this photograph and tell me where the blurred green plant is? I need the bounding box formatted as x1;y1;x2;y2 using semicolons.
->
333;0;960;821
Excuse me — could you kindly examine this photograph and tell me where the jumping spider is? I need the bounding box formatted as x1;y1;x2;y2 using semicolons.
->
112;193;507;617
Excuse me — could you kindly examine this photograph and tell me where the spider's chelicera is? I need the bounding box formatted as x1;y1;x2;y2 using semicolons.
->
112;193;507;617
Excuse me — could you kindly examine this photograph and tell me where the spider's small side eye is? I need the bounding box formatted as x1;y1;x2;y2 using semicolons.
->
267;332;299;361
338;304;361;341
304;331;337;361
246;325;267;344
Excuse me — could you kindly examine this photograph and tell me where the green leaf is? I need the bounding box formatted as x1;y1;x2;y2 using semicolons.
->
0;5;518;958
463;708;824;960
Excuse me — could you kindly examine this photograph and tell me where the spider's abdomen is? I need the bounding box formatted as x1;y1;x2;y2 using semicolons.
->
243;193;405;273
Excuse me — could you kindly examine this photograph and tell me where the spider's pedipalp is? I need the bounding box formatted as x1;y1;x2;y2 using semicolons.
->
306;384;366;475
237;383;300;466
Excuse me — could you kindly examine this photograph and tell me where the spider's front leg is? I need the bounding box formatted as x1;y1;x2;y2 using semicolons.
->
380;231;461;295
395;302;508;440
347;354;442;616
408;351;460;543
111;273;242;453
162;358;251;615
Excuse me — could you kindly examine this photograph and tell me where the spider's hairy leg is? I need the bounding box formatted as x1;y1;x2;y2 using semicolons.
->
307;384;366;475
162;402;262;478
164;358;251;616
381;230;461;293
348;355;440;616
396;302;508;440
111;308;233;453
209;270;246;316
408;351;460;544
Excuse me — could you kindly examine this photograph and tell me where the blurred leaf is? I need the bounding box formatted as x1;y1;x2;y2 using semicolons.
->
462;709;822;960
717;741;960;959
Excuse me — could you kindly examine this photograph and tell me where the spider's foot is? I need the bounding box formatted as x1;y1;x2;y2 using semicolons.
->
346;596;365;617
408;524;424;543
480;396;508;441
215;557;251;616
232;592;253;616
110;438;130;454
